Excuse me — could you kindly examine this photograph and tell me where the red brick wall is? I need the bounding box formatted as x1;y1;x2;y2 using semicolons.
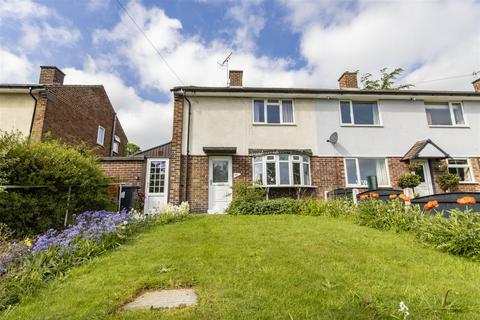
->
100;159;144;187
338;72;358;89
168;94;184;205
34;85;127;156
387;157;410;189
311;156;345;198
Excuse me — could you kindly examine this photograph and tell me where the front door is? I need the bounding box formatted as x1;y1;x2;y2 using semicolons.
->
208;156;232;214
144;158;169;213
413;160;434;196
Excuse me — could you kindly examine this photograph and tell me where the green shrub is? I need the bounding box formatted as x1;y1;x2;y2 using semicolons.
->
437;173;460;192
356;199;422;232
229;198;302;215
0;132;112;236
397;173;421;190
300;198;356;218
226;181;266;215
415;209;480;259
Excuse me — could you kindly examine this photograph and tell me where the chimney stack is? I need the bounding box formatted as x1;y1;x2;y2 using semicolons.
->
39;66;65;85
338;71;358;89
229;70;243;87
473;78;480;92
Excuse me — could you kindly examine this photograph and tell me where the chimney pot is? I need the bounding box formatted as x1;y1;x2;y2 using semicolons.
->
473;78;480;92
338;71;358;89
39;66;65;85
229;70;243;87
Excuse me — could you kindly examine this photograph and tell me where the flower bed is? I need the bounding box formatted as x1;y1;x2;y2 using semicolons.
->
0;203;190;310
411;192;480;213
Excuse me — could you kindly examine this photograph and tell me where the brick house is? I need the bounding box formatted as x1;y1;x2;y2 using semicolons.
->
0;66;128;156
105;70;480;213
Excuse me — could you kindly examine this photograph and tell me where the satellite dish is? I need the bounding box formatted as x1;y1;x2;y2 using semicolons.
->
327;132;338;144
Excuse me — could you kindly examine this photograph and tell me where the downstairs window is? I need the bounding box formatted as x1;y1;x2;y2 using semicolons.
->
447;158;473;182
252;154;310;186
344;158;390;187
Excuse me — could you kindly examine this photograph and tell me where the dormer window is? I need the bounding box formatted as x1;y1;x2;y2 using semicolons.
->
425;102;465;126
253;99;294;124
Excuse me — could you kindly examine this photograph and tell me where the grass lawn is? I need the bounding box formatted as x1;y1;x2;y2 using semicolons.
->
2;215;480;319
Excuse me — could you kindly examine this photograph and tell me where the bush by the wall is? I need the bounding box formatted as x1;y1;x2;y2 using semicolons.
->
415;209;480;260
229;198;302;215
226;181;267;215
0;132;112;236
300;198;356;218
356;199;422;232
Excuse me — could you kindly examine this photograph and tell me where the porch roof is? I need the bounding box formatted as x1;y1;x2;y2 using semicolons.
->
401;139;449;161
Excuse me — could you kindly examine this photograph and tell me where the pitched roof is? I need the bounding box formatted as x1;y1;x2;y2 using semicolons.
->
401;139;449;161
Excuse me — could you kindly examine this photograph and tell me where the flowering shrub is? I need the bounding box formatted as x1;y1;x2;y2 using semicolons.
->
0;204;190;310
424;200;439;211
457;196;476;205
359;194;369;200
369;192;379;199
389;194;398;200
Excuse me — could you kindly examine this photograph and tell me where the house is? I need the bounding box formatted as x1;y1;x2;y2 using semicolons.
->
103;70;480;213
0;66;128;156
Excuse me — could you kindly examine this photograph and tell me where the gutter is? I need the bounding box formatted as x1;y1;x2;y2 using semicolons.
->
183;93;192;203
28;87;38;138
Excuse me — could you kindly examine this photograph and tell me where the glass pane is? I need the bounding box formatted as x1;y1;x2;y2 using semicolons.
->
302;156;309;163
340;101;351;124
266;162;276;185
282;101;294;123
448;159;467;165
345;159;358;185
303;163;310;185
267;104;280;123
413;166;425;182
254;100;265;122
293;162;301;185
448;167;471;182
279;155;289;161
425;103;452;125
279;162;290;185
212;160;228;183
352;102;378;125
358;159;388;186
451;103;465;125
149;161;166;193
254;163;263;184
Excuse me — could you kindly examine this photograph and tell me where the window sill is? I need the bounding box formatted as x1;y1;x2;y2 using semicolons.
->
459;181;477;185
340;124;383;128
261;185;316;188
346;185;392;188
252;123;297;126
428;125;470;128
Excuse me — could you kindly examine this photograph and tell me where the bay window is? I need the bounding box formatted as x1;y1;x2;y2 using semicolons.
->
447;158;473;182
252;154;311;186
253;99;294;124
340;101;380;125
425;102;465;126
344;158;389;187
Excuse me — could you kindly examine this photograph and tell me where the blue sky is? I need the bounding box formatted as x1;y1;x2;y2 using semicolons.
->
1;0;480;148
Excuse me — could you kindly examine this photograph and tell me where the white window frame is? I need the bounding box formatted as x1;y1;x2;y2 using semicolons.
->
339;100;382;127
96;126;105;146
446;158;475;183
425;101;468;127
252;154;311;187
343;157;391;187
252;99;296;125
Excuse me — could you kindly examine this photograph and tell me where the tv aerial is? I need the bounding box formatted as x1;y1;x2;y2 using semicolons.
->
218;52;233;86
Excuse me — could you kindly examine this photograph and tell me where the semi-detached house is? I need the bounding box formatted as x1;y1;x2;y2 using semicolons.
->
136;70;480;213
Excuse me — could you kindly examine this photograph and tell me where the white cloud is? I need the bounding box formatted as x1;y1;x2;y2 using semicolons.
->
226;0;266;51
63;57;173;149
0;0;50;20
0;48;34;83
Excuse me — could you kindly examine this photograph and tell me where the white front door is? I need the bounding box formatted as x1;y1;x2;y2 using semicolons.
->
208;156;232;214
144;158;169;213
413;160;434;196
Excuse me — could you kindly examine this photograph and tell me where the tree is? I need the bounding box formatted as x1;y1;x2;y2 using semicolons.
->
361;68;414;90
126;142;141;156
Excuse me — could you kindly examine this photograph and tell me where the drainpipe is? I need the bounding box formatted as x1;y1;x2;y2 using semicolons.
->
110;113;117;157
28;87;38;138
183;93;192;203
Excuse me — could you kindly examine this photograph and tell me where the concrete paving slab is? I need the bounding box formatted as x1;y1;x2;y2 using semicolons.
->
122;289;197;310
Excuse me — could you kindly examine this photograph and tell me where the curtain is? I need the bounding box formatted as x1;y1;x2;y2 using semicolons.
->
375;159;389;186
282;101;294;123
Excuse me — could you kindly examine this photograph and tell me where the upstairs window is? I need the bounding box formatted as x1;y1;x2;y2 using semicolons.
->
447;158;473;182
97;126;105;146
252;154;310;186
253;99;294;124
112;135;121;154
425;102;465;126
340;101;380;125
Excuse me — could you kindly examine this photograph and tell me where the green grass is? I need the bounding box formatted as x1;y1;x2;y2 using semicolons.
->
2;215;480;319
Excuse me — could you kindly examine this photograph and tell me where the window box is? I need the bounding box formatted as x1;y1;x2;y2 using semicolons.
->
339;101;381;126
425;102;467;127
253;154;311;187
253;99;295;125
